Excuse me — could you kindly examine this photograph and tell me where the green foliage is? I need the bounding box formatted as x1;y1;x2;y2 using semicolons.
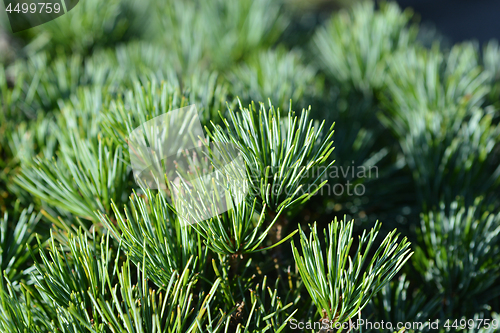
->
2;0;500;331
379;43;500;207
192;197;295;256
291;218;412;324
413;199;500;317
0;276;48;332
1;63;25;121
483;40;500;106
85;259;224;333
5;43;173;117
218;275;298;332
154;0;288;72
29;0;150;55
9;114;58;166
102;78;230;150
17;52;85;113
0;204;39;285
99;189;203;287
29;231;225;332
207;101;335;212
16;132;128;226
367;274;440;332
313;1;417;93
228;48;322;111
382;43;490;116
382;105;500;207
4;51;110;117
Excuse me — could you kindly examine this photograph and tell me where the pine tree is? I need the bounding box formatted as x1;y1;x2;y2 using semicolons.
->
1;1;500;332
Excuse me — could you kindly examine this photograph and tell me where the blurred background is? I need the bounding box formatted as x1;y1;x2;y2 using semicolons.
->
1;0;500;330
3;0;500;60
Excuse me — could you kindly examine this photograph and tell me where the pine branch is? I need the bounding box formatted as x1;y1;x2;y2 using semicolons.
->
367;274;440;329
291;218;412;324
191;196;296;257
154;0;288;72
413;198;500;317
207;100;335;213
30;0;150;55
381;43;490;118
380;104;500;207
102;78;231;153
223;275;298;333
313;1;417;94
16;132;128;226
0;204;40;285
29;230;226;332
99;188;204;288
0;275;49;333
228;47;322;112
